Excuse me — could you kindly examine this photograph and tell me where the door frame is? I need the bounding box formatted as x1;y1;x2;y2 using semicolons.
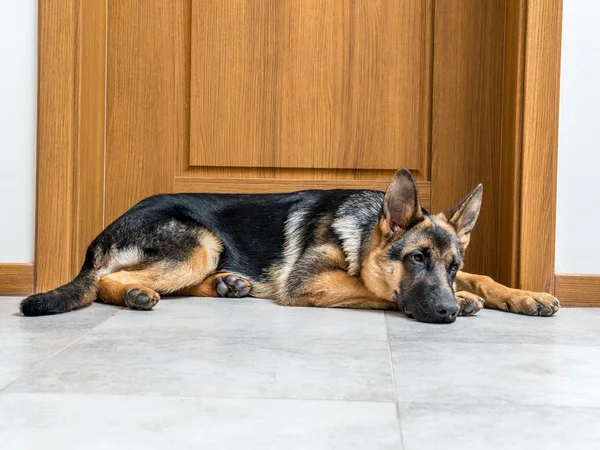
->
34;0;563;294
498;0;563;294
35;0;106;292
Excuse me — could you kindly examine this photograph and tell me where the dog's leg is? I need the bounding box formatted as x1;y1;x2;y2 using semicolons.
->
455;291;485;316
455;271;559;316
283;270;397;310
98;271;161;310
97;233;222;310
176;272;253;298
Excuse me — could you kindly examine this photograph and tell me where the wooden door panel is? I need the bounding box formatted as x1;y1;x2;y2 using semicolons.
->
190;0;431;173
105;0;186;223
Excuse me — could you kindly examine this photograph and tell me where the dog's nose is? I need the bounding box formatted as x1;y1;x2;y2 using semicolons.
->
434;301;459;323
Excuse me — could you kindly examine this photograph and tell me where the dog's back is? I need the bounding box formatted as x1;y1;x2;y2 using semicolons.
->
123;190;383;280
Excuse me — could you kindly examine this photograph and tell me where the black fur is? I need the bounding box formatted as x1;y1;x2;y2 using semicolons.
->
20;266;96;316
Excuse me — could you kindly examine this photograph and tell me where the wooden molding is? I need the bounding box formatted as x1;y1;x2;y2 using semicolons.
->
0;264;34;296
497;0;563;293
555;274;600;307
174;178;431;210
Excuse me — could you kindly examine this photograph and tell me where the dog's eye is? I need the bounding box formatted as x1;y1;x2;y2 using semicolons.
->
450;263;459;272
411;253;424;263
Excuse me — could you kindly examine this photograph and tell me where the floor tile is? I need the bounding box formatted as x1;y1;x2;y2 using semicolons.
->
386;308;600;346
398;402;600;450
6;331;394;401
101;296;388;341
390;341;600;407
4;294;600;448
0;298;120;390
0;394;403;450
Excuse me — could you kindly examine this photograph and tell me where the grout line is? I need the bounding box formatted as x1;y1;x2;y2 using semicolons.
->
0;307;124;395
4;388;599;411
0;390;401;405
394;400;600;410
384;311;406;449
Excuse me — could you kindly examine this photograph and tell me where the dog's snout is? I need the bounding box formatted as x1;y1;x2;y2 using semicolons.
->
434;300;459;323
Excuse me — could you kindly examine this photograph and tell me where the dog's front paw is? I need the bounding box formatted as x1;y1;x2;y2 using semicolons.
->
456;291;485;316
502;290;559;316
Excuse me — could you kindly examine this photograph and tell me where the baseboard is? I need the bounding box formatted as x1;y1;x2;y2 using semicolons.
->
0;263;34;296
554;274;600;307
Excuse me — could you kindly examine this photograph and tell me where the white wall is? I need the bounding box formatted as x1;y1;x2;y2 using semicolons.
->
0;2;37;263
556;0;600;274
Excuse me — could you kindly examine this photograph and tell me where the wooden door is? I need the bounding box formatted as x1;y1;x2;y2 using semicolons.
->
38;0;543;292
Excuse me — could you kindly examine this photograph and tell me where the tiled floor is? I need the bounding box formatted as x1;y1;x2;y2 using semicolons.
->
1;297;599;449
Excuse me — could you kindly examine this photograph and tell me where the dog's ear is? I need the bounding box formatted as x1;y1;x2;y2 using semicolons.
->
381;168;423;235
444;184;483;250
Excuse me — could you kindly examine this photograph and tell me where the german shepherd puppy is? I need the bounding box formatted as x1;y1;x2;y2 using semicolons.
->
20;169;559;323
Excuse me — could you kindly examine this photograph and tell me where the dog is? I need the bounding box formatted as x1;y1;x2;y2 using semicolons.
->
20;168;559;323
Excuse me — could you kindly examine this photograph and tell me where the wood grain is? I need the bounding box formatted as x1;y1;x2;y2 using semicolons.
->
174;178;431;210
35;0;79;292
105;0;185;223
517;0;563;293
555;275;600;307
71;0;107;274
431;0;506;278
497;0;526;288
36;0;107;290
0;264;34;296
190;0;431;173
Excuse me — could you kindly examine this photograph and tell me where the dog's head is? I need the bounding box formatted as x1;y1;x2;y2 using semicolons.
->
362;169;483;324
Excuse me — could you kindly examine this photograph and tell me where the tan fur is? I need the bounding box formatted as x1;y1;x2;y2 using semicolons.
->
98;271;159;306
456;271;559;316
283;269;397;310
361;246;402;300
258;243;348;302
455;290;485;316
361;217;402;300
318;244;347;268
176;272;252;297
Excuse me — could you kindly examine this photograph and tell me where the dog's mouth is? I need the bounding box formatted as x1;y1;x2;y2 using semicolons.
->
394;291;415;319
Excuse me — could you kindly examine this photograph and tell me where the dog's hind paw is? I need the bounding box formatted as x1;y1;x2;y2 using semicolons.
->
456;291;485;316
125;288;160;311
214;274;252;298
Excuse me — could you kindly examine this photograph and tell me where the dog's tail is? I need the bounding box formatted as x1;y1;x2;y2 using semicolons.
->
20;261;99;317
